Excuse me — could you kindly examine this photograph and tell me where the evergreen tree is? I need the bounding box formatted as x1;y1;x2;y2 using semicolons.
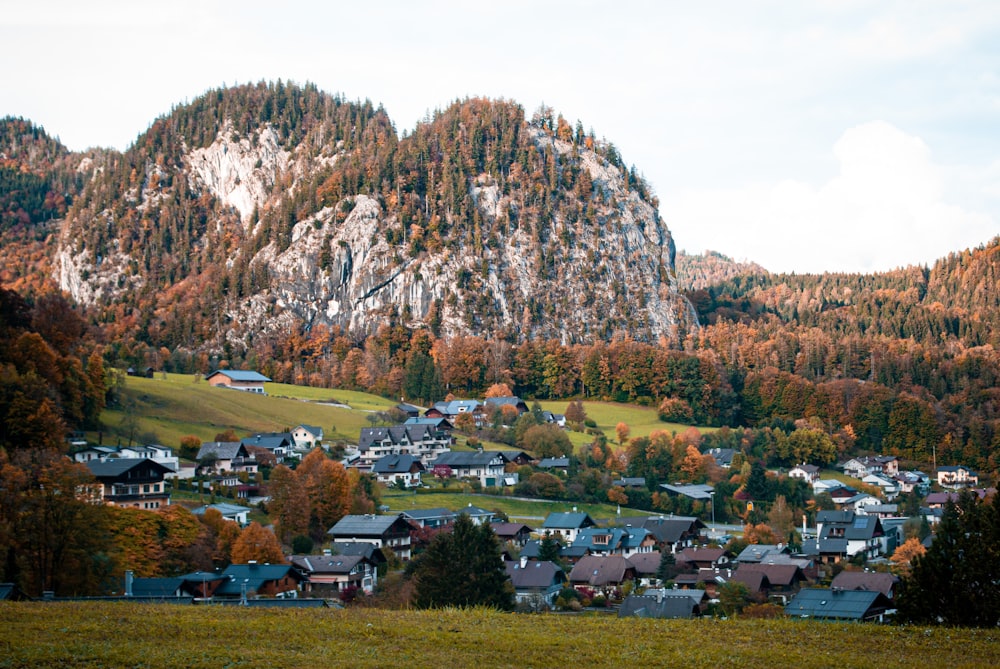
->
896;491;1000;627
538;532;562;564
744;461;770;501
412;514;514;610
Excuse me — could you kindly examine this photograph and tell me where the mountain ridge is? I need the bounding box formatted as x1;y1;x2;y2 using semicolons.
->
1;82;698;352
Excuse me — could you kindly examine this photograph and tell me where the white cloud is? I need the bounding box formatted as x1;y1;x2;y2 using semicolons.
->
667;121;998;274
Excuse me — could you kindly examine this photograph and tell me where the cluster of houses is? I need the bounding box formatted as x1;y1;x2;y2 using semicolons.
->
18;502;901;621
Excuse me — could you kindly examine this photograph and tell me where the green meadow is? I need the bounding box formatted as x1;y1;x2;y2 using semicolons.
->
1;603;995;669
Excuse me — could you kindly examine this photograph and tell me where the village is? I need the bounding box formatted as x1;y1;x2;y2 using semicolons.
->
20;368;989;623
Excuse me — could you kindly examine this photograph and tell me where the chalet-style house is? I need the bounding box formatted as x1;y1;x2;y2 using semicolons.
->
403;416;454;436
618;515;706;554
785;588;893;622
788;464;820;483
569;555;638;594
425;399;485;426
675;547;731;571
214;562;304;600
191;502;252;525
371;454;425;488
703;447;735;468
73;444;179;472
289;553;380;596
430;450;509;487
842;455;899;479
491;522;534;547
196;441;257;475
484;396;529;417
540;511;597;543
205;369;270;394
402;507;456;529
937;465;979;489
571;526;656;558
504;557;566;610
327;514;414;561
85;458;173;509
862;473;899;499
358;424;451;467
241;433;296;462
537;457;570;473
830;570;899;602
628;551;664;586
894;470;931;494
731;563;807;605
291;425;324;451
803;510;885;563
395;403;422;418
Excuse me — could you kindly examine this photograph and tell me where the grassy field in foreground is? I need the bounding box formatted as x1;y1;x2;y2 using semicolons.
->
2;603;996;669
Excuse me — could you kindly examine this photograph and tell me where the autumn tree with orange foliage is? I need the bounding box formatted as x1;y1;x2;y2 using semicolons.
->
891;537;926;576
484;383;513;398
231;522;285;565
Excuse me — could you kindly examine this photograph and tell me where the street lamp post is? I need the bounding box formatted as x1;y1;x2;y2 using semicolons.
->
709;491;716;536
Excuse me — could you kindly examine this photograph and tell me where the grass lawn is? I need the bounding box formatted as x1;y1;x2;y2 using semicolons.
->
96;373;397;449
1;603;997;669
539;399;716;449
380;488;643;524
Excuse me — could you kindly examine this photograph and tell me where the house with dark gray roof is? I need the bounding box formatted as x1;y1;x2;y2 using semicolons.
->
491;522;534;547
572;526;655;558
430;450;509;487
484;396;530;416
196;441;256;474
327;514;414;561
371;454;425;488
619;591;698;619
241;433;296;462
785;587;893;621
402;507;456;528
505;557;566;610
537;456;570;472
291;425;324;451
191;502;253;525
703;448;736;469
289;553;379;596
214;563;304;600
85;458;172;509
358;424;451;467
618;515;706;554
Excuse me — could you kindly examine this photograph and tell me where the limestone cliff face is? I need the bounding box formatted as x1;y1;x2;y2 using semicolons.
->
52;85;698;349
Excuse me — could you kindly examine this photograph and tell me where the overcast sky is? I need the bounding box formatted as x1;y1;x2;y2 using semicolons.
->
3;1;998;273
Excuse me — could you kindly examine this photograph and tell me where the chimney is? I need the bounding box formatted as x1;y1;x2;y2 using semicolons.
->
520;555;528;569
125;570;134;597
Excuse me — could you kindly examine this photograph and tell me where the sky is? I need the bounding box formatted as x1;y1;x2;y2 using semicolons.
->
3;1;999;274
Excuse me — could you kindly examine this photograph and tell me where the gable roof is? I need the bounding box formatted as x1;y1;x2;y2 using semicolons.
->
327;513;411;537
207;370;270;382
627;551;663;576
402;507;455;523
830;571;898;597
735;544;790;563
359;424;442;451
215;563;302;596
85;458;173;478
288;554;366;575
429;399;483;416
330;542;387;564
130;577;185;597
703;448;736;466
491;522;535;538
372;454;425;474
785;588;891;620
196;441;248;461
431;450;507;468
618;515;705;544
735;563;804;587
542;512;596;531
191;503;252;519
619;594;697;619
484;396;529;410
537;457;570;468
505;560;564;589
569;555;636;586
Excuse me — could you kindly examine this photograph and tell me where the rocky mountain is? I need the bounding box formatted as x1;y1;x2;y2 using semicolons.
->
27;82;698;353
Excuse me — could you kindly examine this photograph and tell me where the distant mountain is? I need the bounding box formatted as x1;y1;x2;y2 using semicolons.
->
675;250;767;291
4;82;698;352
